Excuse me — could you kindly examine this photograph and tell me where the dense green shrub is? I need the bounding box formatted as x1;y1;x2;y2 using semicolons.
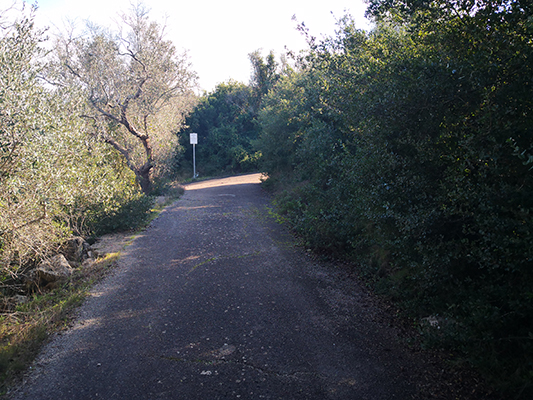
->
178;81;260;177
178;52;284;177
258;2;533;396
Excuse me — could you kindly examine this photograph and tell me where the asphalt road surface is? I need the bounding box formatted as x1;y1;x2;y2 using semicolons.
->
10;173;426;400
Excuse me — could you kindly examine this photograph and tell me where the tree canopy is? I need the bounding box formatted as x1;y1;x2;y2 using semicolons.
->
178;50;283;177
53;4;197;193
0;3;169;287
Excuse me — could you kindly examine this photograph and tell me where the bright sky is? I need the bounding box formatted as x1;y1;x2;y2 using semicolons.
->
13;0;373;92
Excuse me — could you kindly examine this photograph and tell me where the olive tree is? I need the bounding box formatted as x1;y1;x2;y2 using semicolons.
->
54;4;197;193
0;3;158;286
0;3;56;278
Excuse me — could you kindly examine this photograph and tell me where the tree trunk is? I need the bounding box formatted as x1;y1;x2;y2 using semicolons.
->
137;163;153;194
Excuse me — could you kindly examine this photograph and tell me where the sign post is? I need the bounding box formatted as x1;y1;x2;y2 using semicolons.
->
190;133;198;178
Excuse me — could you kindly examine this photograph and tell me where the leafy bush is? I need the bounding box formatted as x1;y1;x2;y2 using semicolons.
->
82;192;153;237
258;3;533;396
178;81;260;177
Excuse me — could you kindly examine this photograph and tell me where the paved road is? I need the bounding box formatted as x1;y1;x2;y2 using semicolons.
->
10;174;422;399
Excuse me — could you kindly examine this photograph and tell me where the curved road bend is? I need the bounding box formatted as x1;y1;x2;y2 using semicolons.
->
11;173;423;399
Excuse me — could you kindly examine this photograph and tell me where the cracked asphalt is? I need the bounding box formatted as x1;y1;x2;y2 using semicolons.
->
10;173;425;400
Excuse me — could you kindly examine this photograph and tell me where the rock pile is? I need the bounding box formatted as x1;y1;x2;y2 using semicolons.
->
25;236;96;291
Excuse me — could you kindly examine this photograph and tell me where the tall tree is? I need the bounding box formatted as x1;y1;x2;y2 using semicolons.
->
1;2;50;275
0;2;44;181
248;50;280;110
53;4;197;193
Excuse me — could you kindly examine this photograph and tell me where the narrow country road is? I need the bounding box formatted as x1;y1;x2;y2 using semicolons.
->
10;173;428;399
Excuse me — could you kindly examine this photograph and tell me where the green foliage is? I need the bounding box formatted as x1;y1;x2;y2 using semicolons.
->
179;80;261;176
0;4;154;286
81;191;153;237
177;51;287;178
257;69;315;175
249;50;281;109
257;4;533;396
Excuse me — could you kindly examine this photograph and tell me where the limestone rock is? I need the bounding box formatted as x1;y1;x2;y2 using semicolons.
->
81;258;95;269
37;254;73;284
62;236;87;262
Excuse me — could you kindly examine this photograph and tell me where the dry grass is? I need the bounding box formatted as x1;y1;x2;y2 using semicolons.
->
0;251;121;396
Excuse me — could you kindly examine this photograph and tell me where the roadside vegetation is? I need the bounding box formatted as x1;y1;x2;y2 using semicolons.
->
1;0;532;398
254;1;533;398
0;2;191;393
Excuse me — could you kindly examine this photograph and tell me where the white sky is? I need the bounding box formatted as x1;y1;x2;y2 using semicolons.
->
10;0;372;92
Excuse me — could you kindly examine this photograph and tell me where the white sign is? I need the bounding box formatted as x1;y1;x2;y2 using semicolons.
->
190;133;198;145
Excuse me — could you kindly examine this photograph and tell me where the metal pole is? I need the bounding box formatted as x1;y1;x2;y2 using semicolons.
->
190;132;198;179
193;143;196;178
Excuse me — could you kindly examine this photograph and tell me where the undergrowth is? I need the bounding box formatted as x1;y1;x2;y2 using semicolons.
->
264;175;531;399
0;252;118;396
0;183;184;396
